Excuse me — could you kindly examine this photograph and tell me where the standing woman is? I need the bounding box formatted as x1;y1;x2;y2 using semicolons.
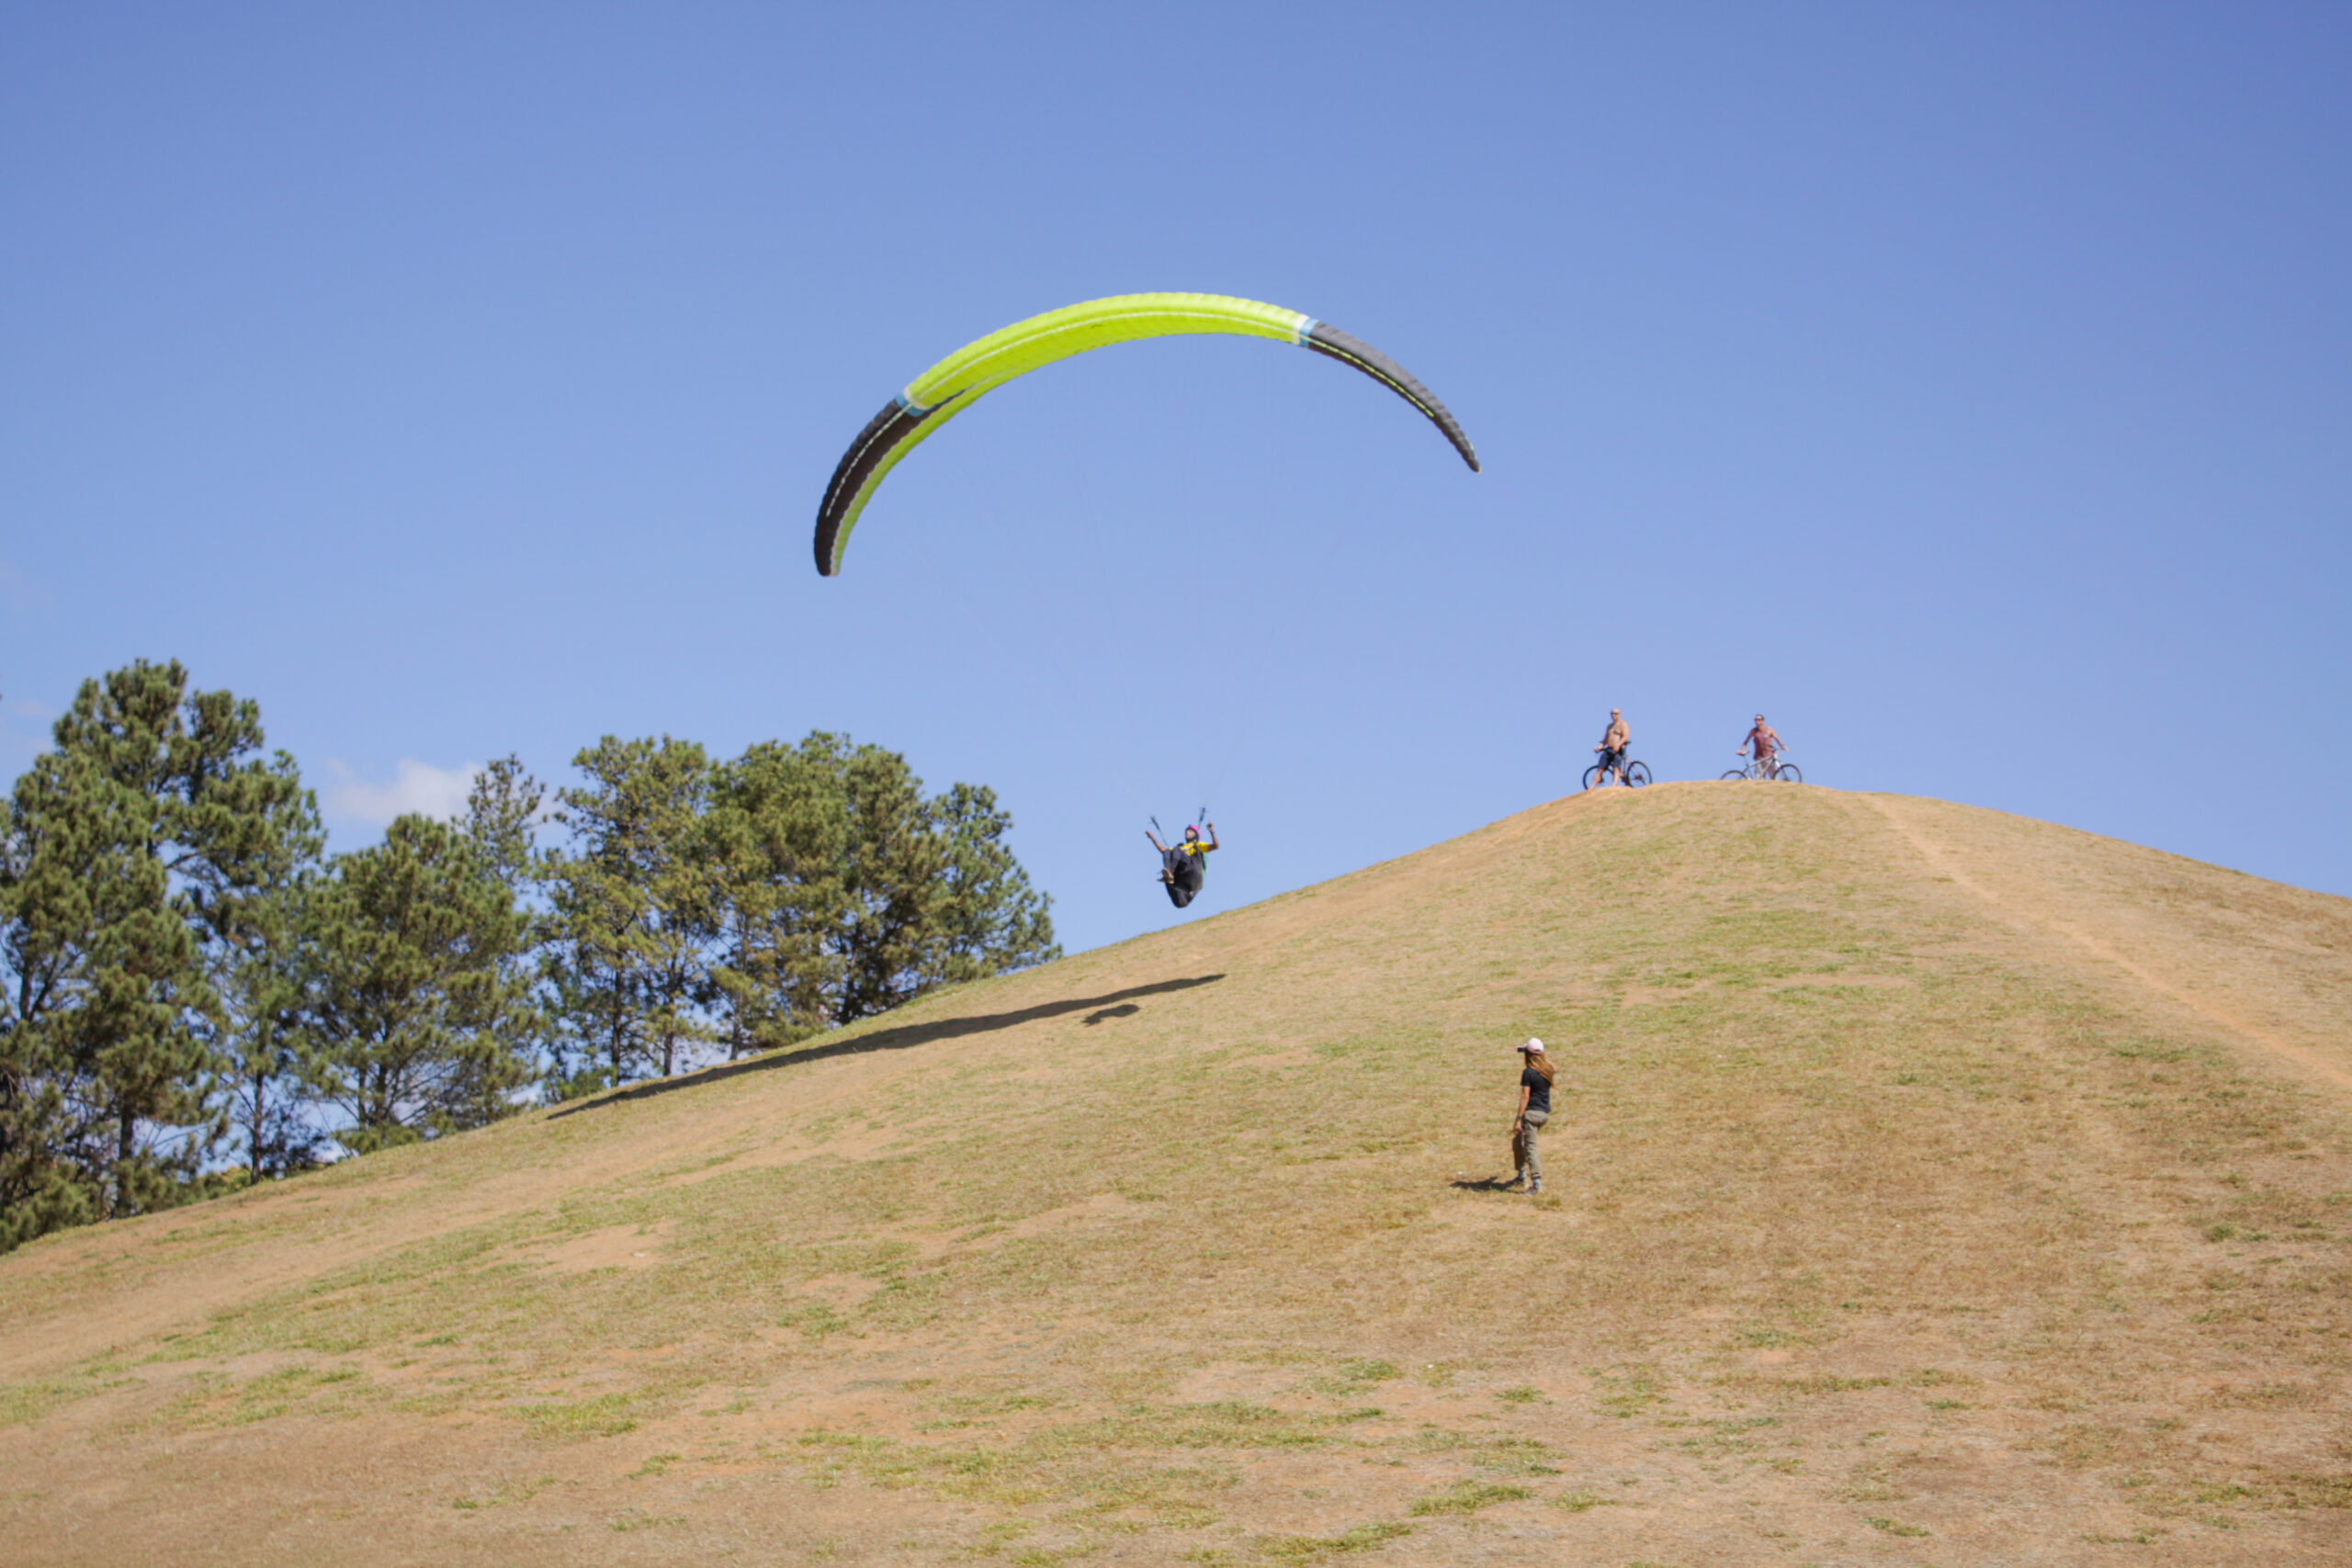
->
1510;1039;1556;1193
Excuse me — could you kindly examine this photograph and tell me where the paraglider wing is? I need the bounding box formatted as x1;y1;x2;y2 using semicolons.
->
813;292;1478;576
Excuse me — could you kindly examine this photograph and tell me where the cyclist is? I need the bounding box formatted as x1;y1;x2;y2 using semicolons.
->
1736;715;1783;778
1593;708;1631;786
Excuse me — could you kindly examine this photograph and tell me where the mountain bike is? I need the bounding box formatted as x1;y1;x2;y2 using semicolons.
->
1582;758;1652;789
1720;756;1802;783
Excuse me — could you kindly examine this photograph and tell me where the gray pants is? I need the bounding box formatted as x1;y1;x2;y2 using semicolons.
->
1513;1109;1550;1184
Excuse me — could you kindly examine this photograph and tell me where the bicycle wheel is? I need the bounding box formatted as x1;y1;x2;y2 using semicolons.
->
1773;762;1803;784
1720;769;1749;781
1626;761;1653;787
1580;765;1601;791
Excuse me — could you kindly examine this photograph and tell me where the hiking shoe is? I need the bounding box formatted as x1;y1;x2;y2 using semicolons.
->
1527;1180;1544;1194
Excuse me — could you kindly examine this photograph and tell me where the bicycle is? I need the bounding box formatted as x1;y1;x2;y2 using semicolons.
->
1720;755;1802;784
1582;757;1653;790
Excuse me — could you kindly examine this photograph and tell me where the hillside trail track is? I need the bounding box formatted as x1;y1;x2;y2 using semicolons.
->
1861;792;2352;1094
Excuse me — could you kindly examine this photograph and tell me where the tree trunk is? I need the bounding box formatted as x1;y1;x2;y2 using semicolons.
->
114;1107;136;1218
607;981;627;1088
247;1070;266;1181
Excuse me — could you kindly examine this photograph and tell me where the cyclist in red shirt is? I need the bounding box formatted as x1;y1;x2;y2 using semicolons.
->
1737;716;1782;776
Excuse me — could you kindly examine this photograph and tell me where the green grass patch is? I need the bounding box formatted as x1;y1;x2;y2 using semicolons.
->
1781;1374;1890;1394
0;1375;119;1428
1257;1520;1412;1559
452;1475;559;1510
608;1509;684;1532
152;1364;363;1430
1593;1366;1665;1419
519;1393;639;1439
1408;1480;1530;1516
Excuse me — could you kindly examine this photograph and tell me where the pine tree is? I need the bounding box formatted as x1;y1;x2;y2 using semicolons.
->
458;754;549;1058
294;816;533;1151
0;660;312;1238
0;751;130;1246
703;740;851;1055
826;738;1058;1025
460;755;544;898
210;880;324;1183
926;779;1060;987
832;739;956;1024
692;732;1057;1036
539;737;720;1090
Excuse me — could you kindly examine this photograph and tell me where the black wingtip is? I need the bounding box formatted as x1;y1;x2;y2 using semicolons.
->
813;397;934;579
1302;321;1479;478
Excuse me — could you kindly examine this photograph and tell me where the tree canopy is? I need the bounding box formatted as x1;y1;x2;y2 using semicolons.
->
0;661;1057;1253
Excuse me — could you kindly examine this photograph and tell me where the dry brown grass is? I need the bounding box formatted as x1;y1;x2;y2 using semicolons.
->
2;783;2348;1565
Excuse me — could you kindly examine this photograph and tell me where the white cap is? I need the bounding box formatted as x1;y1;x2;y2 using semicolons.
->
1517;1038;1544;1054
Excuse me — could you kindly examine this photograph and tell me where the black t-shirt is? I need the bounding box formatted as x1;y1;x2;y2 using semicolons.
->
1521;1066;1552;1115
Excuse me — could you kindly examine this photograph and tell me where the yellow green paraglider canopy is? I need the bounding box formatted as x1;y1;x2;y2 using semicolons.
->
813;292;1478;576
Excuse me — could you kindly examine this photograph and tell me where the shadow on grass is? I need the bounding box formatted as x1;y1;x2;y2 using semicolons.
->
548;973;1227;1118
1449;1177;1521;1193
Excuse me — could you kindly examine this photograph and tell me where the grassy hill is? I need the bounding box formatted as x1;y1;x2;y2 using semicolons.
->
3;783;2348;1566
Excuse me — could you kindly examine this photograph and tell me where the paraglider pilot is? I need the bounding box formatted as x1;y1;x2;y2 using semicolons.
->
1147;822;1219;908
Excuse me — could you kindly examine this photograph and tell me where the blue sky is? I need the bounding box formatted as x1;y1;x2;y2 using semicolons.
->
4;3;2346;956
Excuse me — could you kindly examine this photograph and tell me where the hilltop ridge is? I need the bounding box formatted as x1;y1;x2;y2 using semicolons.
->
3;784;2348;1565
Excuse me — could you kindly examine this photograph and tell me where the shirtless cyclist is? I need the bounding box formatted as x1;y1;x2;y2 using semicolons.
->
1593;708;1631;786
